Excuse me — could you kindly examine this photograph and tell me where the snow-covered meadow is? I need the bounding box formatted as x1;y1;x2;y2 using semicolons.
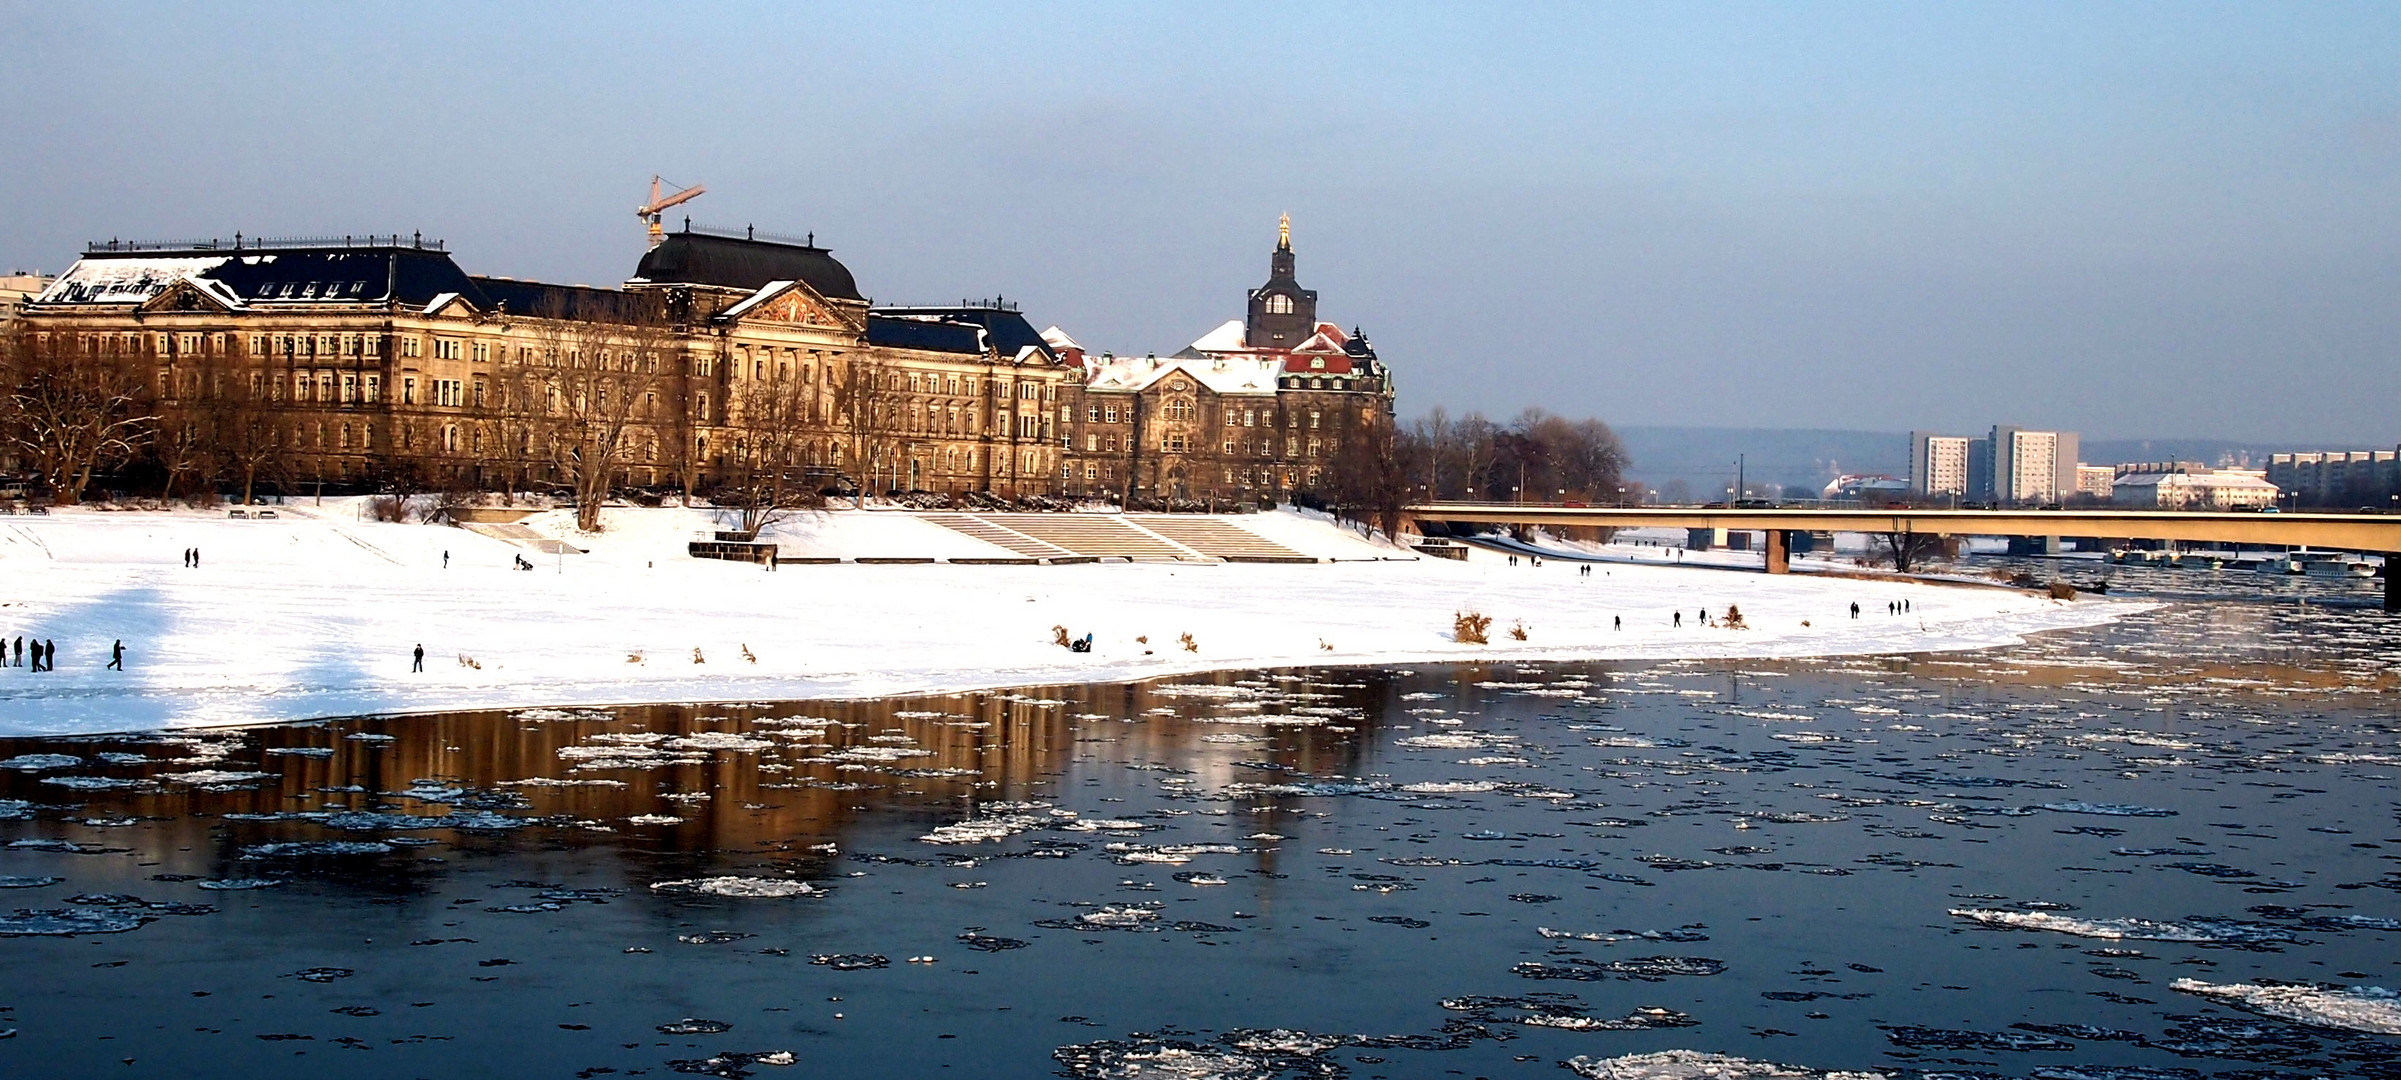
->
0;501;2127;735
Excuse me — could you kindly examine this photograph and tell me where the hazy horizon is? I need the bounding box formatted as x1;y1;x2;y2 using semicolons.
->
4;2;2395;443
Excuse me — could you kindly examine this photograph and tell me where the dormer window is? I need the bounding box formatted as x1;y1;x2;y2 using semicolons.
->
1264;294;1293;314
1310;357;1324;370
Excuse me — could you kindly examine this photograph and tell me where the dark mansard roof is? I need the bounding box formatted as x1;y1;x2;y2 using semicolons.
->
631;230;862;301
866;306;1056;362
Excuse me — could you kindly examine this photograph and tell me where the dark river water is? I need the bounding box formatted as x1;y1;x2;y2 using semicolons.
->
0;580;2396;1079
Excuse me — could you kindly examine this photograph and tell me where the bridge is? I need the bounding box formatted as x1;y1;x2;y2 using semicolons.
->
1402;503;2401;609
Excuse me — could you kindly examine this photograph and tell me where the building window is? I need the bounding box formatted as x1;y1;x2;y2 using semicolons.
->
402;337;421;358
340;373;356;403
1087;405;1101;423
364;374;380;403
1265;294;1293;314
1309;409;1320;429
1104;405;1119;423
1105;434;1117;452
1223;440;1235;454
403;377;417;405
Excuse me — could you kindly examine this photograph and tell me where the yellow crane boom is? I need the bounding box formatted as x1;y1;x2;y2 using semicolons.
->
637;176;706;248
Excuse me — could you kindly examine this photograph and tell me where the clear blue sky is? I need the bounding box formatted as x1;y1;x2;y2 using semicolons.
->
4;2;2396;442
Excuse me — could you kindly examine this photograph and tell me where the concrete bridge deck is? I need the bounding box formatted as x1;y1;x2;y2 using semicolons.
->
1403;503;2401;608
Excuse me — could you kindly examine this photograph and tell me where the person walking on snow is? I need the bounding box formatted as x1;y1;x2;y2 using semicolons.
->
39;639;54;672
412;644;425;673
442;551;450;569
107;640;123;671
1850;602;1860;619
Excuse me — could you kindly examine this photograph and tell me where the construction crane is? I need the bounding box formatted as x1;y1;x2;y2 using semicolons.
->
637;176;706;248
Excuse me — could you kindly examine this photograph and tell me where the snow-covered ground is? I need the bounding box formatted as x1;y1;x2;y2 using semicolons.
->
0;501;2130;736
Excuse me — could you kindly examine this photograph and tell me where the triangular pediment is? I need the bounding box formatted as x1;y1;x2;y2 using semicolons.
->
421;292;479;319
137;278;238;314
720;279;860;332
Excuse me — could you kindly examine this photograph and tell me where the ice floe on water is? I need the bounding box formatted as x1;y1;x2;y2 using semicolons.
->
2035;801;2179;817
0;908;152;935
0;876;63;889
0;754;80;771
1564;1051;1889;1079
1949;909;2302;945
649;877;823;898
2170;979;2401;1035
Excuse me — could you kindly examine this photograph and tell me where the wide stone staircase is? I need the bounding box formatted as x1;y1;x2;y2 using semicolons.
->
1126;515;1311;562
918;513;1315;563
917;514;1075;560
460;521;586;555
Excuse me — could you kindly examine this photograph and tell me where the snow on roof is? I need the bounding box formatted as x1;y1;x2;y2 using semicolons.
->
718;280;799;320
1040;325;1081;351
35;256;229;305
1185;319;1249;354
421;291;464;315
1083;353;1282;396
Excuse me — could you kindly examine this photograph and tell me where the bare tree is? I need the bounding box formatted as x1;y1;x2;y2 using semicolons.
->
526;296;673;531
1326;415;1410;541
1872;530;1947;573
827;353;899;508
0;329;157;504
210;368;291;507
717;364;824;533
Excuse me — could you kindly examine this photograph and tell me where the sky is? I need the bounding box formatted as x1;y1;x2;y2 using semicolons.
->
3;2;2397;444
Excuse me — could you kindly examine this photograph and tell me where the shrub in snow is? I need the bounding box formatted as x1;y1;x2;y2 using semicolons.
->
1179;632;1198;653
1454;611;1492;645
1723;605;1747;629
1052;625;1072;649
1508;621;1529;641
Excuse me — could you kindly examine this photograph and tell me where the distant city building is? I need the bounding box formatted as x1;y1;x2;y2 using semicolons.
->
1822;473;1910;502
1911;425;2080;504
1988;425;2078;505
2110;462;2278;510
0;271;53;326
1908;432;1969;497
2074;465;2115;501
2265;449;2400;508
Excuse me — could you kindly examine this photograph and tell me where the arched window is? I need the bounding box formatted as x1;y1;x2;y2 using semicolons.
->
1264;294;1293;314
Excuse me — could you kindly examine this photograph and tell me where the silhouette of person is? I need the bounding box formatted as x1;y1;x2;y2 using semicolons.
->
107;640;123;671
412;644;425;673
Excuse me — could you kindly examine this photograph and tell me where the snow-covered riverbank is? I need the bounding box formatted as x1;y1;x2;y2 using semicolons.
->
0;502;2130;735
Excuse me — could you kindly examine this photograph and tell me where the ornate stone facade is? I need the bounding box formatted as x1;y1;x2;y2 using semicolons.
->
1054;222;1396;504
14;228;1070;499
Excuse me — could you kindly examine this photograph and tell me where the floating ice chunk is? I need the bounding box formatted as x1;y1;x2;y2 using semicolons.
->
158;769;276;786
263;747;336;759
240;841;393;858
0;877;63;889
649;877;824;898
2037;802;2178;817
809;953;889;970
1948;909;2300;944
918;813;1049;845
627;814;683;825
0;908;152;935
195;879;282;891
664;732;775;752
2170;979;2401;1034
95;753;150;765
656;1018;733;1035
344;733;396;743
0;800;31;820
1397;734;1490;749
1399;780;1500;794
1565;1050;1890;1079
0;754;81;771
40;776;147;790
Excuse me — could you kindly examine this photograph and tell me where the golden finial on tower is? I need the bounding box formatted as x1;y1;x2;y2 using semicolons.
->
1278;212;1291;250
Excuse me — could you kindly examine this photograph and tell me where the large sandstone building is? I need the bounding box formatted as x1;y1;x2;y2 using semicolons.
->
10;217;1391;506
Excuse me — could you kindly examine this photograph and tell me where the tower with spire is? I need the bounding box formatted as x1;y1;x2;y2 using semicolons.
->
1245;213;1319;348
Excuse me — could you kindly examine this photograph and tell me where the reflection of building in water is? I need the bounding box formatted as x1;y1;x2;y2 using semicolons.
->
0;672;1393;882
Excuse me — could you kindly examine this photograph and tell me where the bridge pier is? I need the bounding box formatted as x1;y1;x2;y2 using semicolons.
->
2387;554;2398;612
1764;529;1791;574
